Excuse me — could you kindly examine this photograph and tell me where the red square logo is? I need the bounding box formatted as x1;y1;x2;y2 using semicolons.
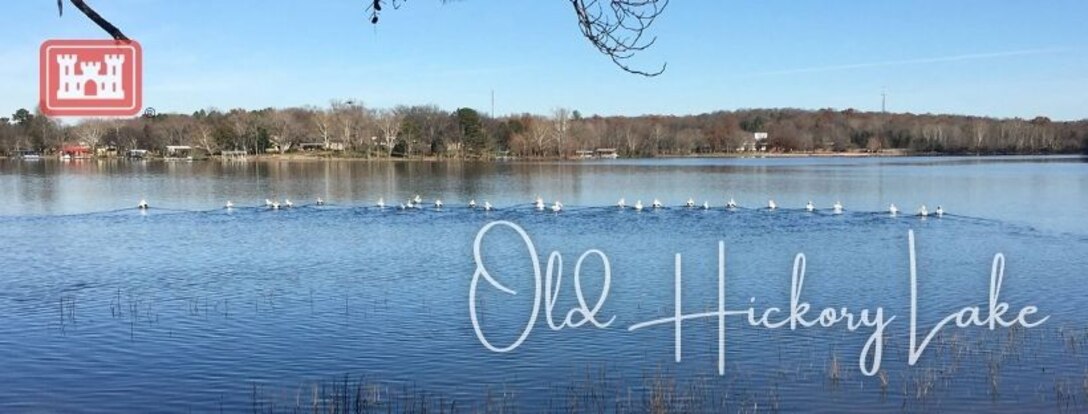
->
39;39;142;117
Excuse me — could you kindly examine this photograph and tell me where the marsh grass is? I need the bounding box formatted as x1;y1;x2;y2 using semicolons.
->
1055;378;1078;413
251;376;465;414
249;370;794;414
877;370;889;395
826;354;842;385
54;290;1088;412
1083;370;1088;403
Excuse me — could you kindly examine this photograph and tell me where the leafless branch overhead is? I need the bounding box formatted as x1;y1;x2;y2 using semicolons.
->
568;0;669;76
57;0;129;41
367;0;669;76
57;0;669;75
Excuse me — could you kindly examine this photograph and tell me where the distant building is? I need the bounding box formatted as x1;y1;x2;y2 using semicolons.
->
294;141;346;152
737;132;769;152
165;145;193;159
575;150;595;159
16;149;42;160
96;145;118;157
220;150;247;160
60;144;91;159
595;148;619;159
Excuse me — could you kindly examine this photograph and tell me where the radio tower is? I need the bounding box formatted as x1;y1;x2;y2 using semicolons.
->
881;88;887;113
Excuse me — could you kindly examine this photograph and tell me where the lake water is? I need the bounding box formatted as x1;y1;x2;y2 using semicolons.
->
0;156;1086;412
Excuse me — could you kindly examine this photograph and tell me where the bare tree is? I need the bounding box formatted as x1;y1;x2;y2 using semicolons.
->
192;118;218;154
311;105;335;149
269;108;308;154
226;109;254;153
552;108;571;157
330;100;372;154
375;108;404;156
526;115;552;157
73;119;105;150
158;115;194;147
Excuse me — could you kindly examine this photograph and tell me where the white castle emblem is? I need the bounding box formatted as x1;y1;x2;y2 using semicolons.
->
55;54;125;99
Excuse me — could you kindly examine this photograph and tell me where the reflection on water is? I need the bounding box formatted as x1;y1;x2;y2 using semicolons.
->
0;156;1086;412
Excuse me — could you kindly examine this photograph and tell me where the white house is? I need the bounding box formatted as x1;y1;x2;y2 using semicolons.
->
737;132;769;152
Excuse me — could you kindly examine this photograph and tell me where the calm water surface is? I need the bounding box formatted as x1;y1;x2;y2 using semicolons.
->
0;156;1086;412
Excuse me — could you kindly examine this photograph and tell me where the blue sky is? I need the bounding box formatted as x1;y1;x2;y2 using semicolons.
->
2;1;1087;120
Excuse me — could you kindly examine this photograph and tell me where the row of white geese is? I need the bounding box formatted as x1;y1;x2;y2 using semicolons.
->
612;197;942;217
136;196;945;217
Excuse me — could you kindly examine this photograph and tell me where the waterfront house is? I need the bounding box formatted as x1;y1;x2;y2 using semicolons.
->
60;144;92;159
220;150;247;161
95;146;118;158
16;149;41;160
298;141;346;152
737;132;769;152
596;148;619;159
165;145;194;160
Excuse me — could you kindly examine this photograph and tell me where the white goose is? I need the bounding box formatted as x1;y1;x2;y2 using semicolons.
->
726;198;738;209
805;201;815;212
768;199;777;210
377;197;386;209
483;201;492;211
935;205;944;218
686;198;696;208
265;199;274;207
652;198;663;209
225;200;234;209
412;194;423;206
617;198;626;209
551;201;563;213
284;199;294;208
270;200;281;210
534;196;545;211
889;203;899;216
832;201;843;214
917;204;929;217
316;198;325;206
468;199;477;209
634;200;644;211
702;201;710;210
434;199;444;209
137;199;149;209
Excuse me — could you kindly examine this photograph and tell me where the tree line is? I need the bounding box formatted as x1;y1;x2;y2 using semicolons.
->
2;104;1086;158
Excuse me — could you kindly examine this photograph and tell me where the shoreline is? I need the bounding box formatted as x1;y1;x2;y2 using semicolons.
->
8;150;1085;163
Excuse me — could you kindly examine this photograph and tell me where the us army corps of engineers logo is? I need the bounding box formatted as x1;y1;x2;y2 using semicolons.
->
39;39;142;116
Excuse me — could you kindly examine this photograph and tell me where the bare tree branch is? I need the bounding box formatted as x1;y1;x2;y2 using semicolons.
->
59;0;668;75
58;0;129;41
367;0;668;76
568;0;669;76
